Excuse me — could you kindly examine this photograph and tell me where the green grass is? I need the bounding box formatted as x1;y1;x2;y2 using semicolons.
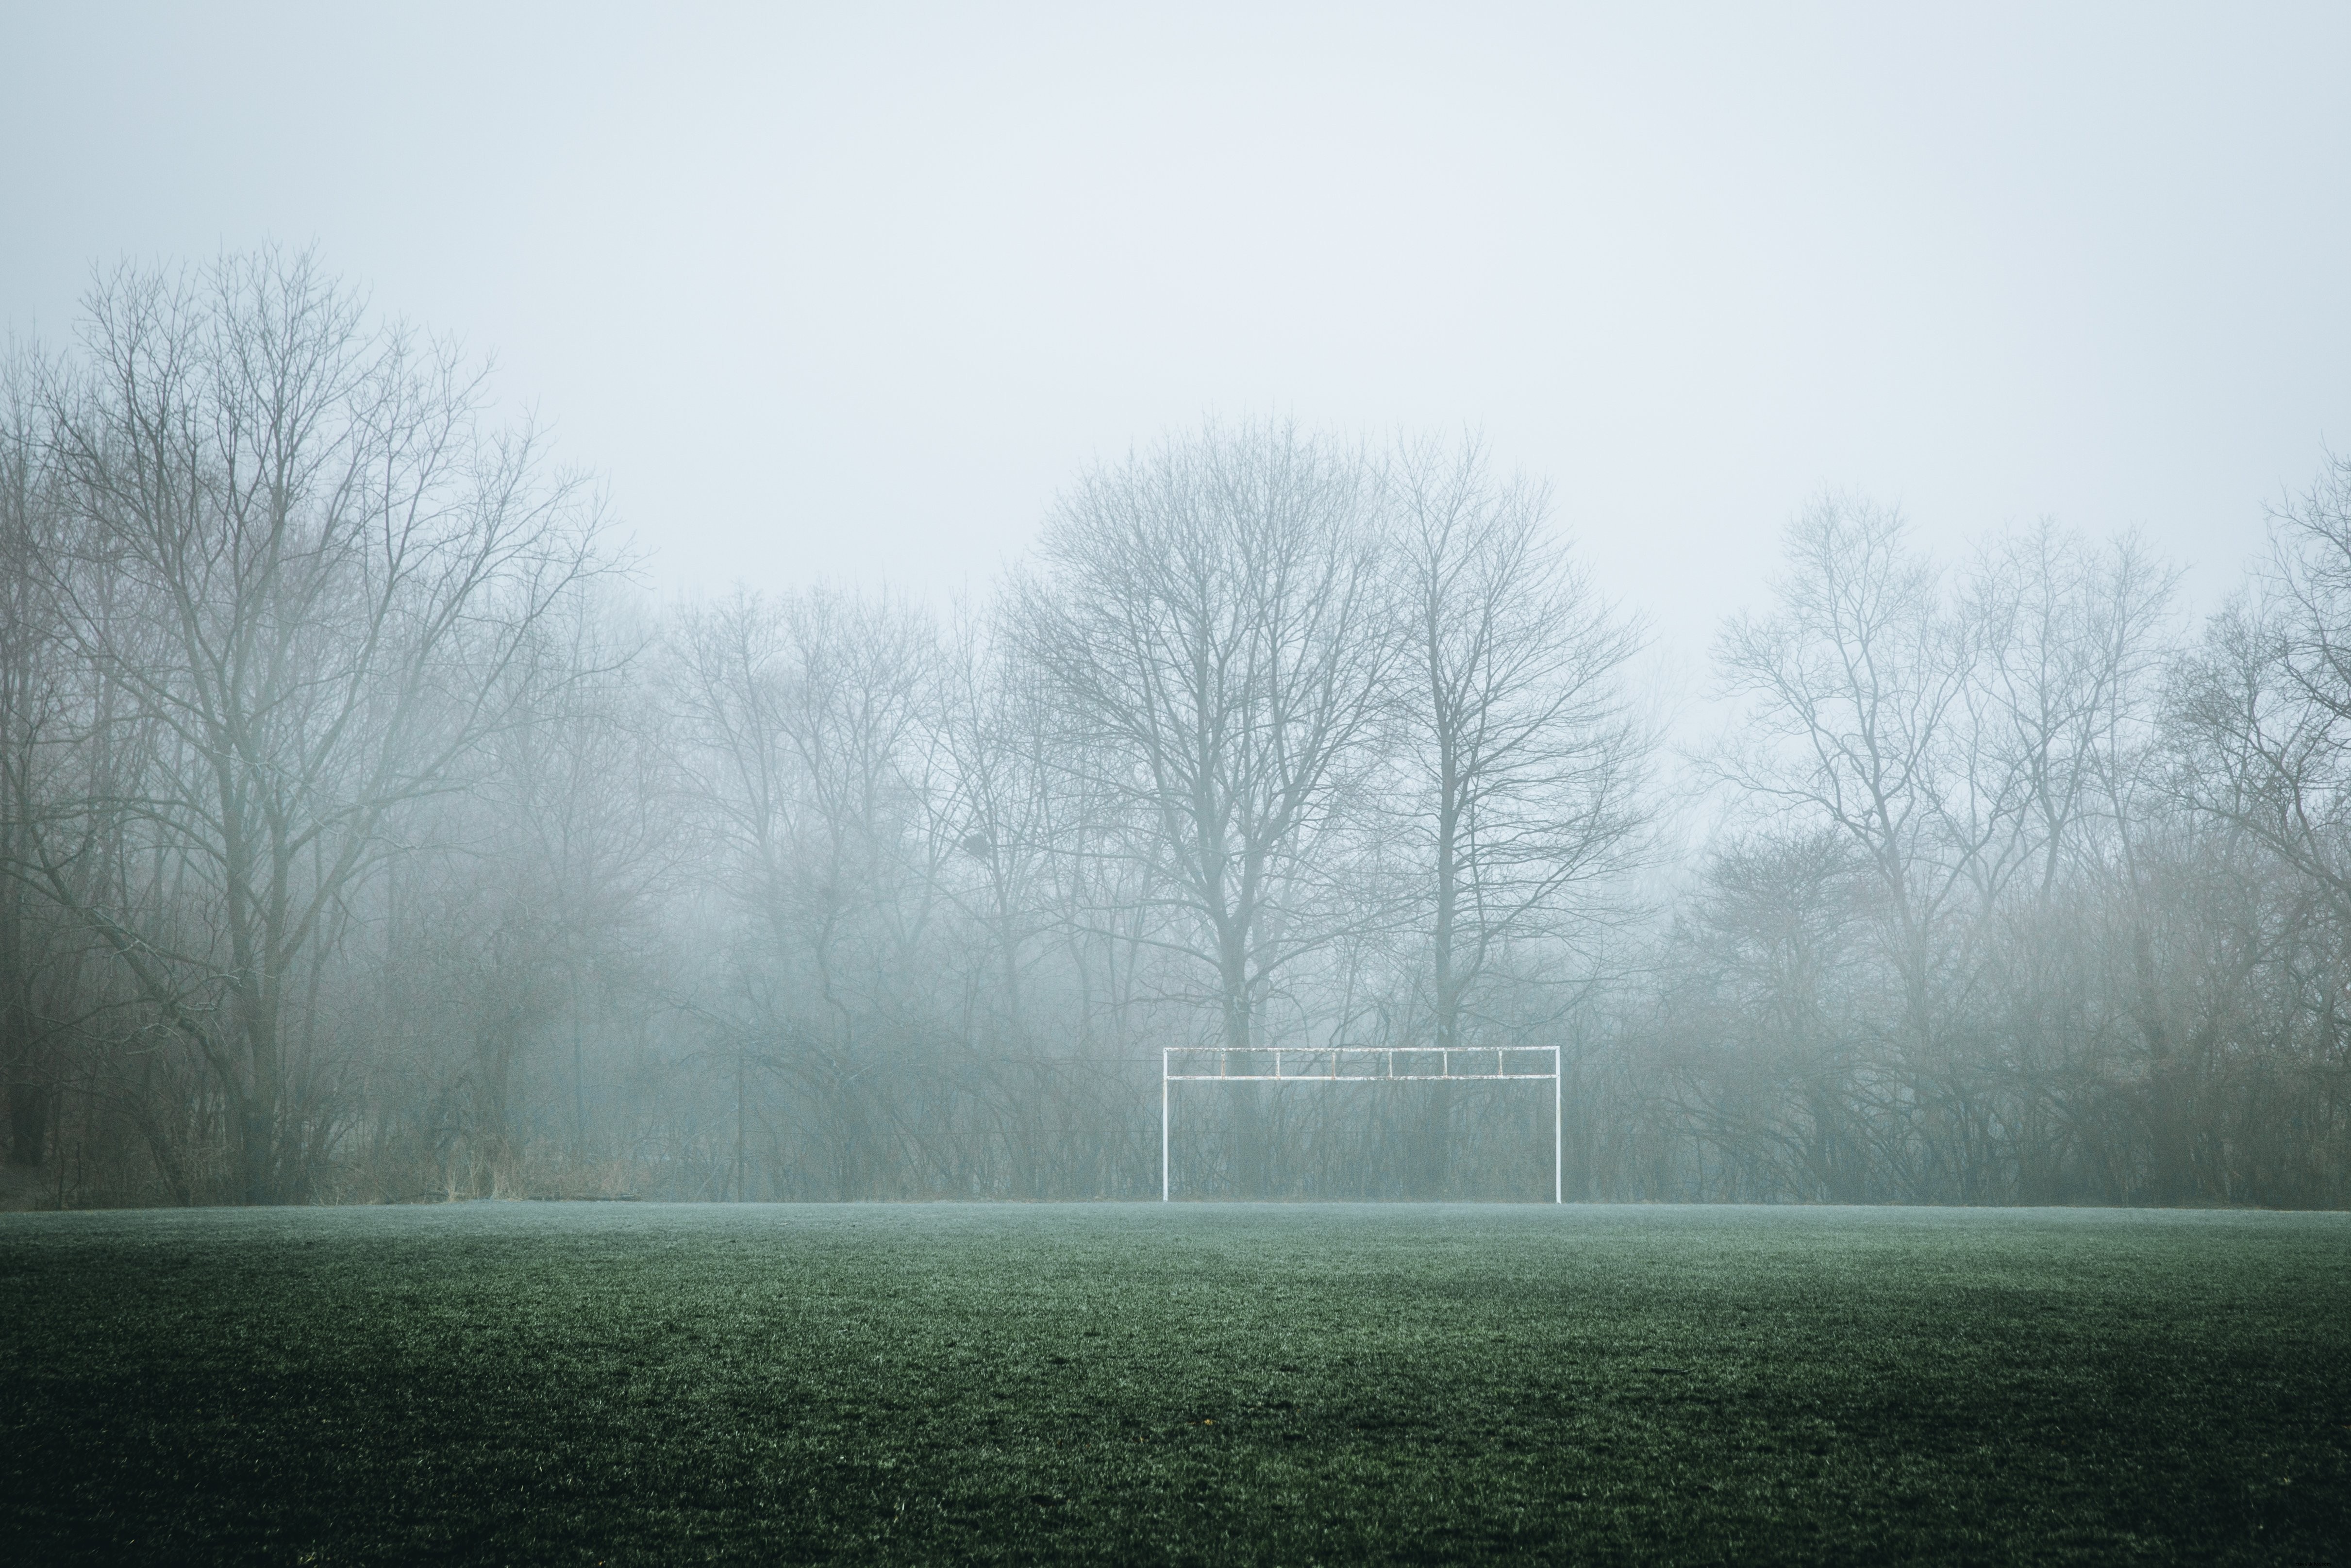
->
1;1203;2346;1565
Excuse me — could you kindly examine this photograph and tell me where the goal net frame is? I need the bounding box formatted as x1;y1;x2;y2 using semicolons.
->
1160;1045;1563;1202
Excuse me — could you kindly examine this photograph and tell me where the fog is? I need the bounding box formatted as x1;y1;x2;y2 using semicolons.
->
11;3;2351;653
3;6;2349;1206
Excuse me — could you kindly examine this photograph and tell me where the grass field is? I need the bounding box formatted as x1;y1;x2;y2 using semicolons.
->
1;1202;2346;1565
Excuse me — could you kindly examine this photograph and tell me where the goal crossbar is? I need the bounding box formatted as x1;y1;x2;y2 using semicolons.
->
1160;1046;1562;1201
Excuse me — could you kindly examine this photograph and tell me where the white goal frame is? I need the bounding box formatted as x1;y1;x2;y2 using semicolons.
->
1160;1046;1563;1202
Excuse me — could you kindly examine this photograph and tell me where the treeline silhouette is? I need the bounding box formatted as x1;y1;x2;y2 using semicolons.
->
4;255;2346;1206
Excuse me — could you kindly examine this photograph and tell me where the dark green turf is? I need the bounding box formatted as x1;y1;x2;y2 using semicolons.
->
1;1203;2345;1565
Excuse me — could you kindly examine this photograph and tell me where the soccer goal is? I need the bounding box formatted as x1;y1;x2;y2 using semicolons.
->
1160;1046;1563;1201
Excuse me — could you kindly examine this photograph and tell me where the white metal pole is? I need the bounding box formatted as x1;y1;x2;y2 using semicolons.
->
1161;1051;1170;1202
1553;1045;1563;1203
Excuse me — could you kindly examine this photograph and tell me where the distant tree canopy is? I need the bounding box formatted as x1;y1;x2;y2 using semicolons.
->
3;254;2347;1206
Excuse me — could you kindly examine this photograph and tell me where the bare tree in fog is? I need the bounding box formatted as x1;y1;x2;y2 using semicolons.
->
1707;499;1984;1186
1367;438;1649;1193
2;252;604;1203
1662;829;1872;1200
1959;523;2182;1195
1963;524;2175;909
669;588;942;1196
931;618;1049;1041
1660;497;2346;1206
1015;423;1392;1191
2146;456;2351;1204
0;349;85;1181
401;592;673;1197
1391;437;1649;1056
2176;456;2351;917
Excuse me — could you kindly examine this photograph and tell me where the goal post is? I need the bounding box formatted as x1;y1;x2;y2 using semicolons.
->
1160;1046;1563;1202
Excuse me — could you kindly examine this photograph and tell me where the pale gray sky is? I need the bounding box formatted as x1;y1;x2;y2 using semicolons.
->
6;2;2347;661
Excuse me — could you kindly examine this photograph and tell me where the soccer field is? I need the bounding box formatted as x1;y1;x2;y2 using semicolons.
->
1;1202;2345;1565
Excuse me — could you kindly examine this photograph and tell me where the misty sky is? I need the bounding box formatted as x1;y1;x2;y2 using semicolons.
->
6;2;2348;668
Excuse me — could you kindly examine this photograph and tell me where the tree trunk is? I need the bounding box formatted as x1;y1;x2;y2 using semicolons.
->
6;1076;46;1167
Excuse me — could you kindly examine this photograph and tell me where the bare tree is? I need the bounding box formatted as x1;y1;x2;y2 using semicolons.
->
5;251;605;1203
2175;456;2351;916
1960;523;2180;1189
1014;422;1393;1191
401;589;674;1197
1391;437;1649;1056
1708;496;2011;1196
1961;522;2177;907
0;346;81;1182
668;586;944;1197
1711;500;1952;1026
1662;828;1876;1200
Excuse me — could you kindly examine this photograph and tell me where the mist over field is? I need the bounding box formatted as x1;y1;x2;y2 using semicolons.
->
4;253;2348;1211
2;5;2349;1213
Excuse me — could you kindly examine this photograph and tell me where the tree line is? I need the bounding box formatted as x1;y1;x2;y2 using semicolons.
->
3;254;2345;1206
